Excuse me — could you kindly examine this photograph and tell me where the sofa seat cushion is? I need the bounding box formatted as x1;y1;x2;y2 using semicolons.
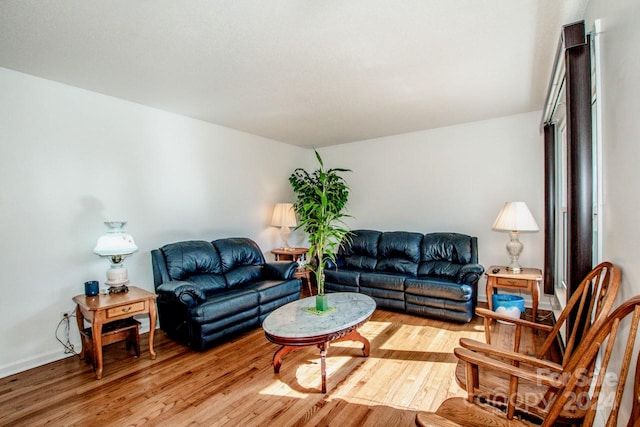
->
377;258;419;275
189;288;259;324
188;274;228;294
418;261;462;281
325;269;360;287
360;272;405;292
242;279;300;304
344;255;378;270
224;265;263;288
405;277;472;302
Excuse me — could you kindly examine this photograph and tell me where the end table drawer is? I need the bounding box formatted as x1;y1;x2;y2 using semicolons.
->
107;301;145;318
495;277;528;288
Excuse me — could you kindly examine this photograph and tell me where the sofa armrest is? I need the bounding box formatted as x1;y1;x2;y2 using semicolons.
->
263;261;299;279
151;249;171;291
456;263;484;284
156;281;206;308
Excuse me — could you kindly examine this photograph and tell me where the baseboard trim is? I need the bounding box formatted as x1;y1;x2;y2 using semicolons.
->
0;350;76;379
1;320;152;379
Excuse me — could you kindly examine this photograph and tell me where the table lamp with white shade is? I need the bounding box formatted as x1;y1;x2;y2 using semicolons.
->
492;202;539;274
94;221;138;293
271;203;297;249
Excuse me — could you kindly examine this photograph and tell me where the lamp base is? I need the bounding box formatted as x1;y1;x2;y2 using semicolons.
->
280;226;292;249
506;264;522;274
505;231;524;274
108;284;129;294
105;265;130;287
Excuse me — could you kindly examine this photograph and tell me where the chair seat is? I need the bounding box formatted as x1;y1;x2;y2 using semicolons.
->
453;359;551;420
80;318;141;368
416;397;535;427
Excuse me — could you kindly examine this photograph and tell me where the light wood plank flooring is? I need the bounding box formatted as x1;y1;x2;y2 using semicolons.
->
0;307;551;427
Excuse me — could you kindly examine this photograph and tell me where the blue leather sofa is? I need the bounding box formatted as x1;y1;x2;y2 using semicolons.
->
325;230;484;323
151;238;301;350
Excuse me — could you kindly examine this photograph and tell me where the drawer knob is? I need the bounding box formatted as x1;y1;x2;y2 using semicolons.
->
121;307;131;313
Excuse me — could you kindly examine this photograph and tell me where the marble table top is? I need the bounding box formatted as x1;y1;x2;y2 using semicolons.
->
262;292;376;339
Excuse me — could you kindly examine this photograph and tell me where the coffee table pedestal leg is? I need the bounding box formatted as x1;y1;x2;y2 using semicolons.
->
271;330;371;394
272;345;296;374
333;329;370;357
319;343;327;393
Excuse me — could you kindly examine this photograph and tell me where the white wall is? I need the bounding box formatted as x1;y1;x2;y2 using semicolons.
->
320;111;546;305
583;0;640;424
0;67;307;377
585;0;640;302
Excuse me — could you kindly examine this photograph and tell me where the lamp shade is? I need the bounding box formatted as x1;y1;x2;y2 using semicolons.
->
492;202;539;232
94;221;138;256
271;203;297;228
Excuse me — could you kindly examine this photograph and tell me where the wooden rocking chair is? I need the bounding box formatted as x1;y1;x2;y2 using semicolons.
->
416;295;640;427
452;262;620;418
478;261;620;362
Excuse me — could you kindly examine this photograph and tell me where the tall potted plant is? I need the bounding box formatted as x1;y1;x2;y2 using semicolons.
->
289;150;351;312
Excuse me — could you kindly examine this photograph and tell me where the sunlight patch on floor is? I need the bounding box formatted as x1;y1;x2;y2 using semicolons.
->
256;316;484;409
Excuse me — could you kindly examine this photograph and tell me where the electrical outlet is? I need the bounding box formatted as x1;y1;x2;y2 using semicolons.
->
60;310;73;319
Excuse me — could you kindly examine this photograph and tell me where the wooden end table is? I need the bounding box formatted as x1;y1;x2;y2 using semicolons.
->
271;247;308;262
271;247;313;296
263;292;376;393
73;286;157;379
485;265;542;323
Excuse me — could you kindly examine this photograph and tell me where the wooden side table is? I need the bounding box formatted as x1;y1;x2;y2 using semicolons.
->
271;247;313;296
271;247;309;262
485;265;542;323
73;286;157;379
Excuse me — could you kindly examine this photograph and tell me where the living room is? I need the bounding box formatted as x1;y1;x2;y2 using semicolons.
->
1;0;639;425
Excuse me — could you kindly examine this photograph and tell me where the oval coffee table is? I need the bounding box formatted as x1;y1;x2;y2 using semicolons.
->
263;292;376;393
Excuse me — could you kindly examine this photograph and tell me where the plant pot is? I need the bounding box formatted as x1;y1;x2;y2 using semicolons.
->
315;294;329;312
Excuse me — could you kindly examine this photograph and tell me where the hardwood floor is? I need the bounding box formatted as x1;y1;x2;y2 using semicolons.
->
0;307;551;427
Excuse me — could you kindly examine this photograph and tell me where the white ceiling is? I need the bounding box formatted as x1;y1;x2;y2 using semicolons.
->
0;0;588;147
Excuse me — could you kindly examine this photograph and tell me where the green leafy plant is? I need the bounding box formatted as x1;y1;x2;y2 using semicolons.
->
289;150;351;297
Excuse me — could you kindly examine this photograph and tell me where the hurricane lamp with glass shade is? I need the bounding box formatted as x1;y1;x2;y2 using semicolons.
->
492;202;539;274
93;221;138;293
271;203;297;249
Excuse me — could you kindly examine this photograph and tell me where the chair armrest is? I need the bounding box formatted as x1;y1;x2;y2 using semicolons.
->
416;411;464;427
458;338;562;373
325;257;337;270
156;281;206;307
263;261;298;279
453;347;564;388
475;307;554;333
456;263;484;284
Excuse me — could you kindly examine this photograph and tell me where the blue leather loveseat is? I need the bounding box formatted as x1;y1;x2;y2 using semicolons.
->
151;238;301;350
325;230;484;323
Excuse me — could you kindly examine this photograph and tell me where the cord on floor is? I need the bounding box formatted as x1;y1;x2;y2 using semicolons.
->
55;313;80;358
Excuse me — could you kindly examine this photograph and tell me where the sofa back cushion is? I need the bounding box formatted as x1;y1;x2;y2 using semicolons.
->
375;231;422;275
213;237;265;287
419;233;476;278
160;240;227;293
340;229;381;270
